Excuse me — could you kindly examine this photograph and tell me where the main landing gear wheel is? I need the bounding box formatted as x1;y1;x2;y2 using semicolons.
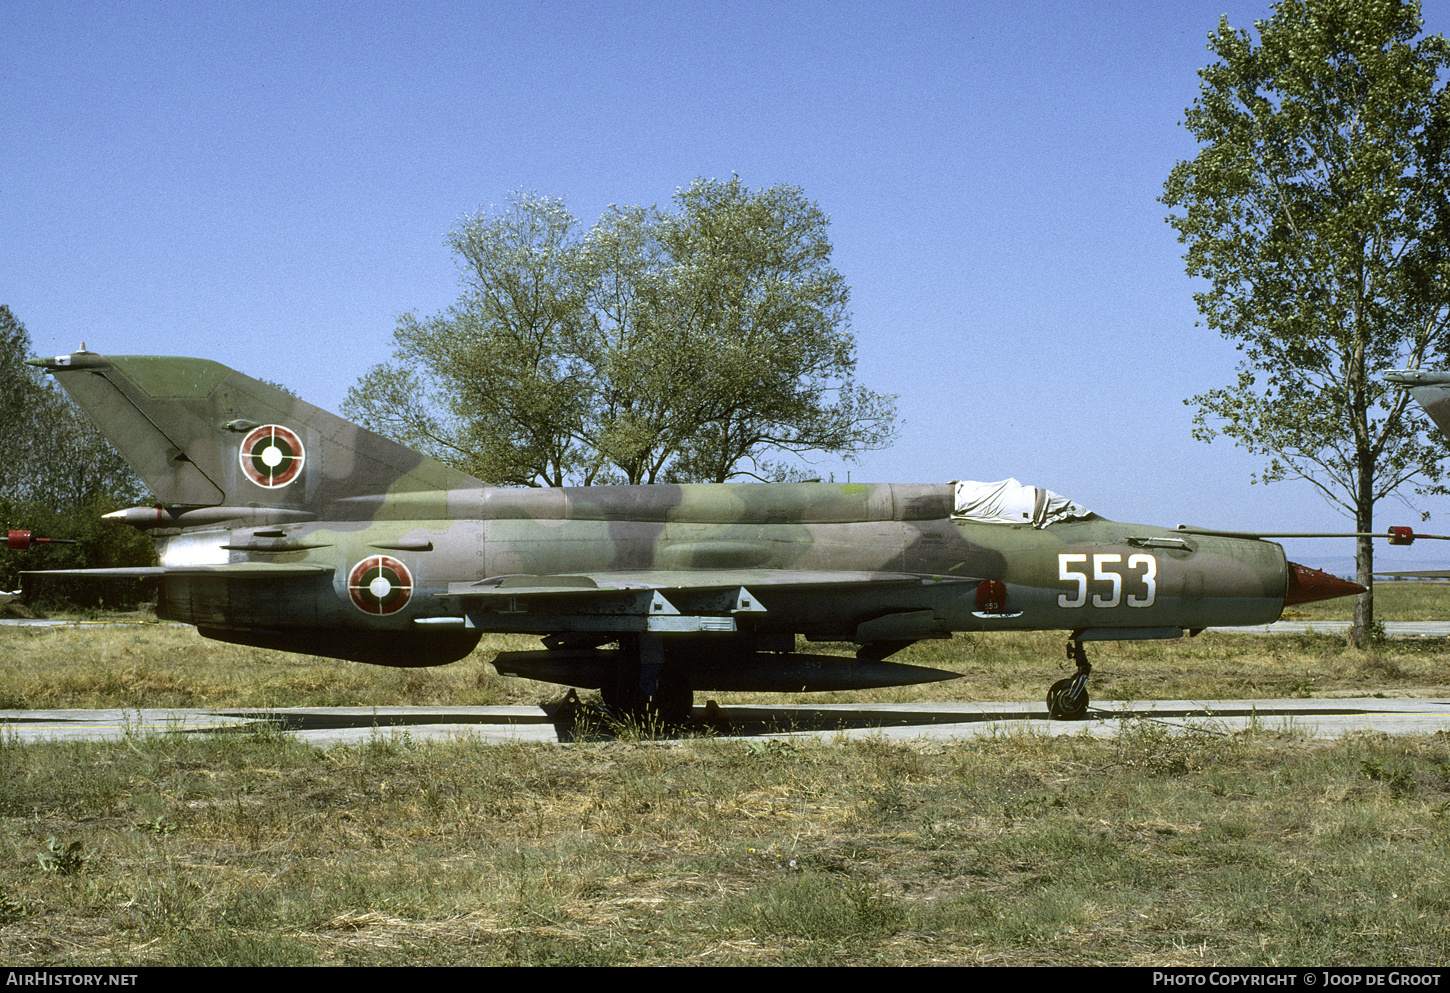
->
601;669;693;728
1046;638;1093;721
603;634;694;728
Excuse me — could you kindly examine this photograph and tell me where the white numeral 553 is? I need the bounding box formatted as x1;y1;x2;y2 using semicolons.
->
1057;553;1157;608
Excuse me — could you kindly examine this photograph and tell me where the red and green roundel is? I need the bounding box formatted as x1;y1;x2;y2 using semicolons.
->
239;424;305;488
347;555;413;615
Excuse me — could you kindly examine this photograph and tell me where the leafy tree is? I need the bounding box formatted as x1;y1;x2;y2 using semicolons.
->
0;495;156;609
0;307;151;607
647;179;895;484
1161;0;1450;646
0;306;143;511
0;305;50;500
346;178;897;486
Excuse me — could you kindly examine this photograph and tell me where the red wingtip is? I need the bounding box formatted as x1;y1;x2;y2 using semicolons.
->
1284;561;1367;606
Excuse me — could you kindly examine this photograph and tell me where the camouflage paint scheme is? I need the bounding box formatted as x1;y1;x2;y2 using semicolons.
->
25;351;1357;719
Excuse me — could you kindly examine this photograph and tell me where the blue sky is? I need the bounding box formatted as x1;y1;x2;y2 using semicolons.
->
6;1;1449;572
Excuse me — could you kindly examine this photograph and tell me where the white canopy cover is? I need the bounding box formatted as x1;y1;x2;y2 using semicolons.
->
951;478;1092;528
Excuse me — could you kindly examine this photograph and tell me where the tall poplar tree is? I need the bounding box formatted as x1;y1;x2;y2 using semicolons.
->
1162;0;1450;646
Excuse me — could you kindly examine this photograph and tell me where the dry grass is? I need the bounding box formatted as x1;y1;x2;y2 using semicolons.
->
0;581;1445;709
2;725;1450;965
0;624;551;710
1;583;1448;965
4;609;1450;712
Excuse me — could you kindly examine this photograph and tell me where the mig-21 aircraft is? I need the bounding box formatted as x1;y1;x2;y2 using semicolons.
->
18;349;1367;722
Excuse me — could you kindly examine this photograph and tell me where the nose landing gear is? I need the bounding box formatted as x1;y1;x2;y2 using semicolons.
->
1045;638;1092;721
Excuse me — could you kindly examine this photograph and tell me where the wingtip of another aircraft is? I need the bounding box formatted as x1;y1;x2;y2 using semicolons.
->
1386;369;1450;386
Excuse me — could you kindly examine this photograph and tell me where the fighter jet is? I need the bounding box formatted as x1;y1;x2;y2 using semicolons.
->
21;349;1365;722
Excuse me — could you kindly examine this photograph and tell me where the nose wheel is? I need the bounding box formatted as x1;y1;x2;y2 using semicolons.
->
1046;639;1092;720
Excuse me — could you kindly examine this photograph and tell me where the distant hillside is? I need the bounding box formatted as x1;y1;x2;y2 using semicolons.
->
1296;555;1450;580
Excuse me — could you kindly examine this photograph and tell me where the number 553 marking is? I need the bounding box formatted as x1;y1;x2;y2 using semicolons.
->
1058;553;1156;608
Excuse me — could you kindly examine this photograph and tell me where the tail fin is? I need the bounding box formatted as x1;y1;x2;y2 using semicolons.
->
1387;369;1450;442
29;350;483;516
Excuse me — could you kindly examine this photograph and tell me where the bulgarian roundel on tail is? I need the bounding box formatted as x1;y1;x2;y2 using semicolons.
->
239;425;306;488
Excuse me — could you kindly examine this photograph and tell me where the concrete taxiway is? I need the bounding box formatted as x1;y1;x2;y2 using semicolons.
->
4;697;1450;747
1209;620;1450;637
3;618;1446;745
10;618;1450;636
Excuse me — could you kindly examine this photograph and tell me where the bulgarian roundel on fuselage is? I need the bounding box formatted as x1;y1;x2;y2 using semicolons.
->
347;556;413;615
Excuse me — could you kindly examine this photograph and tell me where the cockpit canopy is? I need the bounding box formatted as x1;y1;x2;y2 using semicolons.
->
951;478;1092;528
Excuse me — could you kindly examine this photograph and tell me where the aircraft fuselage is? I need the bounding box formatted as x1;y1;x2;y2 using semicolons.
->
140;482;1290;664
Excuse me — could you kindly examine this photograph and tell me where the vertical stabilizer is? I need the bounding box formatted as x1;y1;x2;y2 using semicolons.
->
1387;370;1450;442
29;350;483;514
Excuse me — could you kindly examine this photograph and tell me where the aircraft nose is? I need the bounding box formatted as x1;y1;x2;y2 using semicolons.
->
1283;561;1367;606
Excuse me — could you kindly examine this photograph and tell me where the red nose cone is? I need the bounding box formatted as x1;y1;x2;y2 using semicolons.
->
1284;561;1367;606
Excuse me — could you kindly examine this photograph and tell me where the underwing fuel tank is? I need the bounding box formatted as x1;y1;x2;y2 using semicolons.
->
490;646;961;692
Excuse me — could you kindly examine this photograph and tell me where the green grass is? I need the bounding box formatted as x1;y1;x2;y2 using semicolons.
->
1288;579;1448;622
